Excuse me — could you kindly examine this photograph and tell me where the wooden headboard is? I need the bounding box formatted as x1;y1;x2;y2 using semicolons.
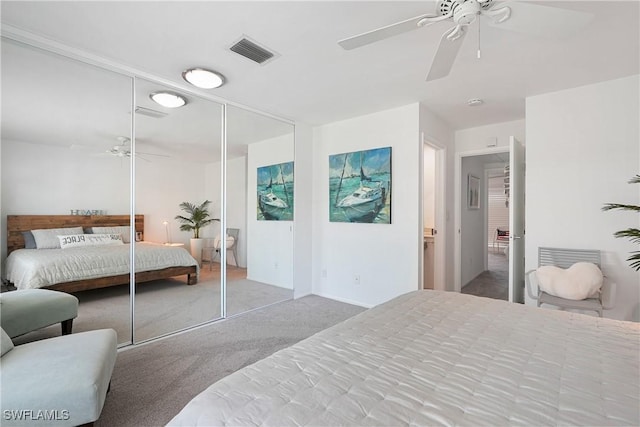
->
7;215;144;254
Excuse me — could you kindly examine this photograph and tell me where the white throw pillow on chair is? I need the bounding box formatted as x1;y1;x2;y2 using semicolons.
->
536;262;603;300
213;234;235;250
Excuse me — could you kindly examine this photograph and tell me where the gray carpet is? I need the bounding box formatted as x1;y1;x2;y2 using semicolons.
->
12;276;293;345
462;251;509;300
96;295;365;427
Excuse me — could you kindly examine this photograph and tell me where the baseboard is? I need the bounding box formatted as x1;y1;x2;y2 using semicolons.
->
312;292;373;309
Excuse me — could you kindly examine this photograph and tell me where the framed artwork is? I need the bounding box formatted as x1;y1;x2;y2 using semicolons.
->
468;174;480;209
257;161;294;221
329;147;391;224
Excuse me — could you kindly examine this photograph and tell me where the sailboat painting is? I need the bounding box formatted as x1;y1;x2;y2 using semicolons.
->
329;147;391;224
257;161;294;221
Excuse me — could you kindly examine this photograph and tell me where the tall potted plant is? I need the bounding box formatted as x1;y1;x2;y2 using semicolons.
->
175;200;218;264
602;174;640;271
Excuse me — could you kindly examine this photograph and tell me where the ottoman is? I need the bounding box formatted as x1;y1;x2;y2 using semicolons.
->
0;289;79;338
0;327;117;426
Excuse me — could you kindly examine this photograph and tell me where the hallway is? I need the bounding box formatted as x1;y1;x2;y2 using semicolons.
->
462;251;508;301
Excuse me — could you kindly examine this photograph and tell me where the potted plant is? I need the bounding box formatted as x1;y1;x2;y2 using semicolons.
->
602;175;640;271
175;200;218;263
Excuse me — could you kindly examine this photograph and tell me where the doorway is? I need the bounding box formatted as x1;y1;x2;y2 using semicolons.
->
420;136;445;291
462;164;510;300
455;148;510;300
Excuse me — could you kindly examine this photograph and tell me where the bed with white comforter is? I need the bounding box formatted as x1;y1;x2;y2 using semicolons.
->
168;291;639;426
6;242;198;290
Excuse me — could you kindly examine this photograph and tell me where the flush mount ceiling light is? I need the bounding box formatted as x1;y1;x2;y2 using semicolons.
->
467;98;484;107
149;91;187;108
182;68;225;89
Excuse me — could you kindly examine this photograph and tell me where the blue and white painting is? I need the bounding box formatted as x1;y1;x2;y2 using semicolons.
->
329;147;391;224
257;161;294;221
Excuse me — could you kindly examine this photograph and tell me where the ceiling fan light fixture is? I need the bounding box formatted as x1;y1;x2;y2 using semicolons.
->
182;68;225;89
150;91;187;108
467;98;484;107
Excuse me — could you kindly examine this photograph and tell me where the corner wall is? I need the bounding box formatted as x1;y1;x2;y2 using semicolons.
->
526;75;640;321
311;103;421;307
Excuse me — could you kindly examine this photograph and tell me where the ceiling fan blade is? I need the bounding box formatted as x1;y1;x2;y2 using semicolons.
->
338;14;438;50
136;151;170;158
426;28;467;82
488;1;594;39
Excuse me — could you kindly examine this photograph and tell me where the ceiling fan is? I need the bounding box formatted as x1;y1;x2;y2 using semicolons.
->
338;0;594;81
106;136;170;162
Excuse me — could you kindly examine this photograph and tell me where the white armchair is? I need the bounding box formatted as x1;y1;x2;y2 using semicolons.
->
525;247;616;317
201;228;239;270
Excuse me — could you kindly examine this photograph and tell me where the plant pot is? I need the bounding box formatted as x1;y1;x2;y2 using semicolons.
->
190;238;204;265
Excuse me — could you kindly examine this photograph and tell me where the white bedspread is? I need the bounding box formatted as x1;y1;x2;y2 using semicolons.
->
169;291;639;426
6;242;198;290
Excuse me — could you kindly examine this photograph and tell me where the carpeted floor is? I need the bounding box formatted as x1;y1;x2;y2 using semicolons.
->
12;268;293;346
96;295;365;427
462;251;509;300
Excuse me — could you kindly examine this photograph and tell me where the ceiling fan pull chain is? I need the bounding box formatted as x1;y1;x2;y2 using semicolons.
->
477;18;481;59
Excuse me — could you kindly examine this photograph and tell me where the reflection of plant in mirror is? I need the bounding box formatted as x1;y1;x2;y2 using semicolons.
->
175;200;218;238
602;175;640;271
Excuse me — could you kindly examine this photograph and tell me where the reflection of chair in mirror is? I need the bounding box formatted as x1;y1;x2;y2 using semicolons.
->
201;228;239;270
525;247;616;317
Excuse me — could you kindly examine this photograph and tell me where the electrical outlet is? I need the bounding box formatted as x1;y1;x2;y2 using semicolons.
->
274;262;278;270
354;275;360;285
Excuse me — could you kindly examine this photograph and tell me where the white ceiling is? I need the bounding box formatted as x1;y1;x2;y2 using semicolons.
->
1;0;638;131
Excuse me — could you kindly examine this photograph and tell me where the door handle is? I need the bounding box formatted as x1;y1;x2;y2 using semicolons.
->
510;235;522;240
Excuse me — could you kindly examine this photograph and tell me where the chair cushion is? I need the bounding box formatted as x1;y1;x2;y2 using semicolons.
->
1;328;14;357
0;329;117;426
213;235;235;249
0;290;78;338
536;262;603;300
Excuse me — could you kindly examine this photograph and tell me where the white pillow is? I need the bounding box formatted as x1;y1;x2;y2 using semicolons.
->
90;226;131;243
536;262;603;301
31;227;84;249
58;233;124;249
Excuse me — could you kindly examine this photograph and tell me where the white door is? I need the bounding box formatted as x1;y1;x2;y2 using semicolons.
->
508;137;525;303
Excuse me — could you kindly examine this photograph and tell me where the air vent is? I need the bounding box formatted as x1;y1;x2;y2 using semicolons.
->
135;106;167;119
229;37;277;65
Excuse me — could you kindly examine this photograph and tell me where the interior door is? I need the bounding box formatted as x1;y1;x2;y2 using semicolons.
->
508;137;525;303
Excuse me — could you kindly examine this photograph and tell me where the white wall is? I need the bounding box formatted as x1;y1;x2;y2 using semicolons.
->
460;156;487;286
136;157;208;246
423;146;436;229
293;123;313;298
312;103;421;307
247;134;294;289
526;75;640;321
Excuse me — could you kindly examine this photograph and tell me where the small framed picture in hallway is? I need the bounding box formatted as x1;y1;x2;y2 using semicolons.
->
468;174;480;209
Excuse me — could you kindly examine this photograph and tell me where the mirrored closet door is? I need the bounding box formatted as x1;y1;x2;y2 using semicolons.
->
2;37;296;348
225;105;294;317
133;78;223;342
1;39;134;345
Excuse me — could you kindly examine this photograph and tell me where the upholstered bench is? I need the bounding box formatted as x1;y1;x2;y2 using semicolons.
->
0;327;117;426
0;289;78;338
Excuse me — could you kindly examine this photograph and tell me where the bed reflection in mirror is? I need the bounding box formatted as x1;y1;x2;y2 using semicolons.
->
223;105;295;317
1;38;134;345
